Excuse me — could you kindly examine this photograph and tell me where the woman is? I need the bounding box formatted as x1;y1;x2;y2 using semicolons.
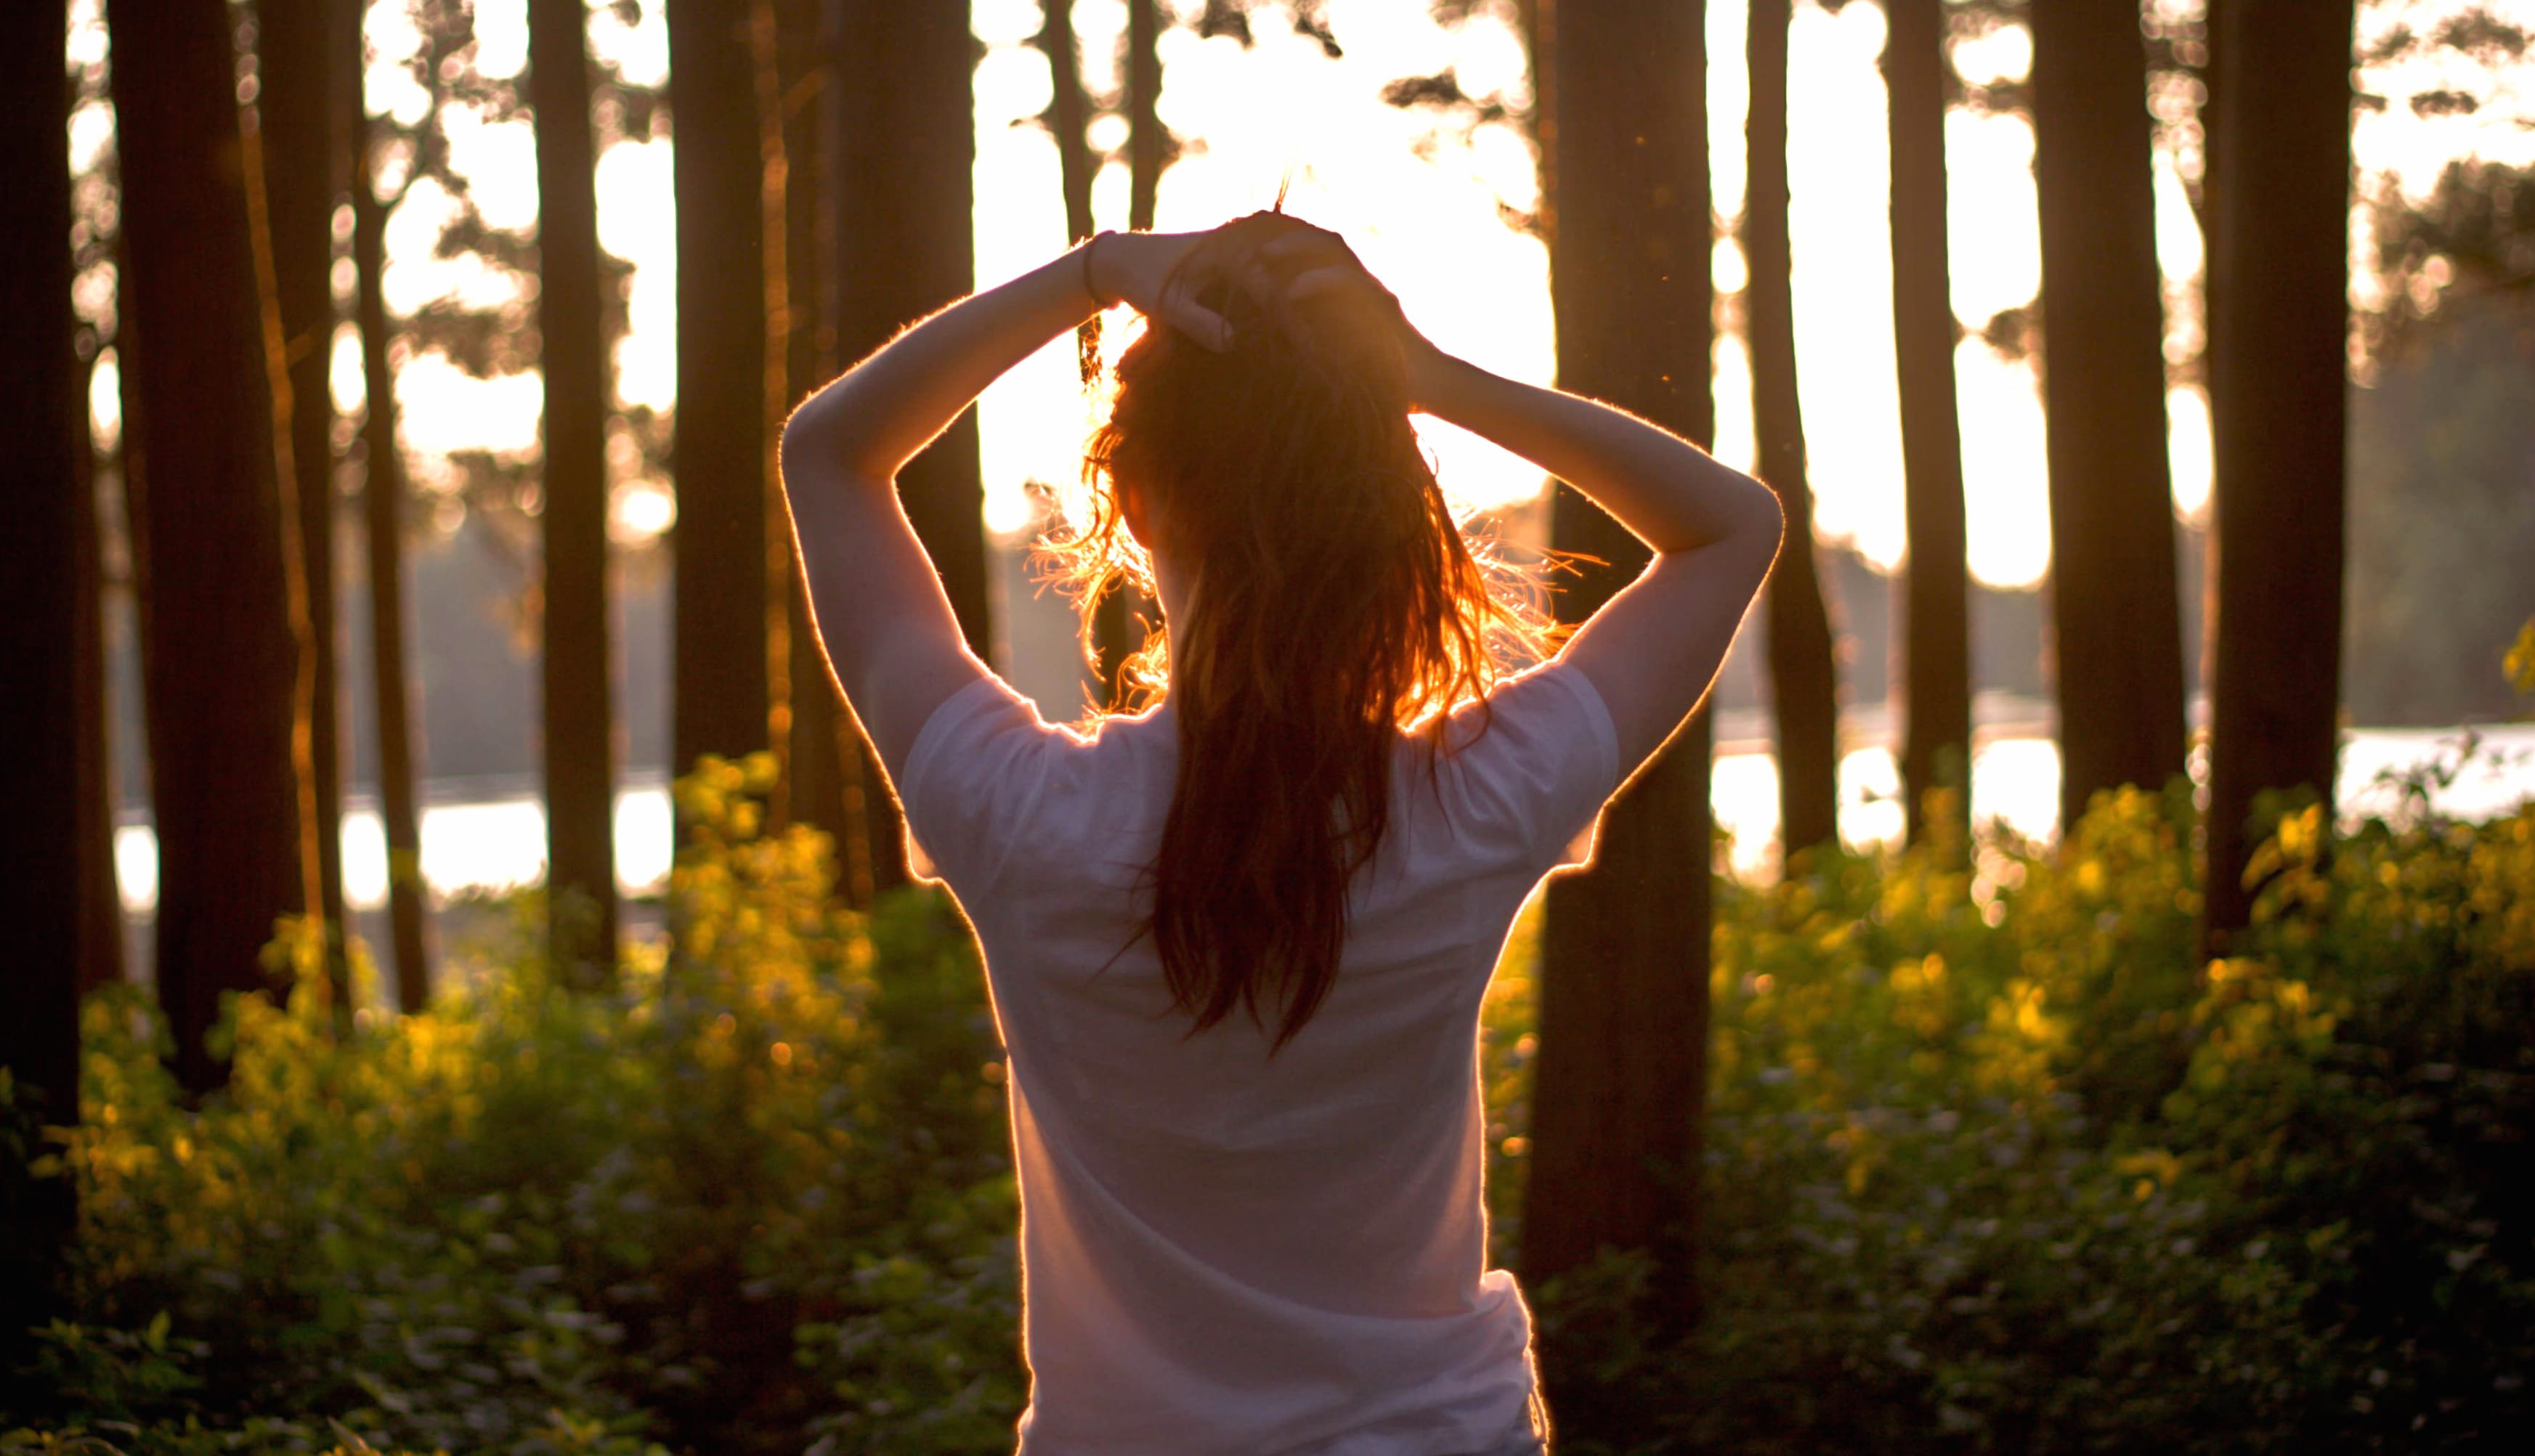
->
780;214;1782;1455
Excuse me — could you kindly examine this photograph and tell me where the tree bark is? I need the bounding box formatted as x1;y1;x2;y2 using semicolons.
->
0;0;86;1357
831;0;989;893
352;3;434;1013
1746;0;1841;863
1039;0;1098;242
259;0;353;1021
1125;0;1167;232
2032;0;2188;835
669;0;772;794
781;0;859;866
1521;0;1715;1352
1883;0;1971;851
2201;0;2353;953
530;0;619;983
112;0;304;1093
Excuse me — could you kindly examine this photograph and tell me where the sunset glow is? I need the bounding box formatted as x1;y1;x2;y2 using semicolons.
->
321;0;2531;593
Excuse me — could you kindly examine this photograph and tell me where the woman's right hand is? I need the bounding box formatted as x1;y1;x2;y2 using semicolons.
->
1084;230;1238;351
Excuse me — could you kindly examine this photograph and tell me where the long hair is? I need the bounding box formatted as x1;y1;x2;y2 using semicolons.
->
1038;214;1556;1052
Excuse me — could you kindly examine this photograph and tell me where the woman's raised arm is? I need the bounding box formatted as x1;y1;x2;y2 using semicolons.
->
779;233;1228;777
1259;227;1782;774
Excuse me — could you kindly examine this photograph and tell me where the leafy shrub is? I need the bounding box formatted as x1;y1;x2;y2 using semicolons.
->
1504;778;2535;1454
9;753;2531;1454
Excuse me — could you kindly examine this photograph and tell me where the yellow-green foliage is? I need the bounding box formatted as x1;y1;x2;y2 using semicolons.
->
13;755;2534;1455
1503;778;2535;1453
9;755;1017;1456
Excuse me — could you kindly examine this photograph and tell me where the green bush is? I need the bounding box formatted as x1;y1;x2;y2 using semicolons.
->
1505;778;2535;1454
7;752;2531;1454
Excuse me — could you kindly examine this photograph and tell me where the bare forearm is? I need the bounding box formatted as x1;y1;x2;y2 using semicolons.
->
1413;351;1782;557
784;248;1098;482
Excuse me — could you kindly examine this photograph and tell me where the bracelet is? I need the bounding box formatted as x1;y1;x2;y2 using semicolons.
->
1081;230;1114;309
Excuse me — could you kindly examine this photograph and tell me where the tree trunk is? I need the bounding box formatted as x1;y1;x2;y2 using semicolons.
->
832;0;989;892
352;3;434;1013
670;0;773;796
1039;0;1098;242
2201;0;2353;953
1883;0;1971;850
2032;0;2187;835
112;0;304;1093
781;0;859;868
258;0;353;1022
0;0;86;1357
1125;0;1168;232
1746;0;1840;863
1521;0;1715;1356
530;0;620;983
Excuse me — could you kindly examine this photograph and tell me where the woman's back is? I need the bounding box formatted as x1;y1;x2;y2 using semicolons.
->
901;662;1618;1455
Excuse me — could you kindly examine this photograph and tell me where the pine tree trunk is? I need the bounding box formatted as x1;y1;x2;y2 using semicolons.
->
352;4;434;1013
259;0;353;1021
1521;0;1715;1354
832;0;990;893
1883;0;1971;851
1039;0;1097;241
2032;0;2187;834
0;0;86;1357
670;0;773;793
530;0;620;983
1746;0;1841;863
76;375;126;999
113;0;305;1093
2202;0;2353;953
781;0;857;865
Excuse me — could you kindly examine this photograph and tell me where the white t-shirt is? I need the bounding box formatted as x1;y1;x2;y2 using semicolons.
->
897;658;1621;1456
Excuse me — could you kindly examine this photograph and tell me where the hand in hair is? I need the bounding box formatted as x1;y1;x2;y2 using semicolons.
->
1246;227;1447;409
1085;230;1239;352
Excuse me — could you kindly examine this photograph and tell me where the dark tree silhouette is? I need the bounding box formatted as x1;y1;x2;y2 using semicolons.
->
2202;0;2355;952
259;0;354;1019
1522;0;1716;1357
1883;0;1970;850
1747;0;1841;863
529;0;619;982
351;3;434;1012
2032;0;2187;832
113;0;304;1092
1037;0;1098;242
831;0;991;893
0;0;86;1357
670;0;773;792
1127;0;1170;232
779;0;861;871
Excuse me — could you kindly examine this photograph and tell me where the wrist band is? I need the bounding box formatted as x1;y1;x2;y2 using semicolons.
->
1082;230;1114;309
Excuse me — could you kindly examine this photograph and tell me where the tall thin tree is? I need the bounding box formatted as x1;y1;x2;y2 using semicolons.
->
0;0;87;1359
112;0;305;1092
669;0;773;794
2202;0;2355;952
259;0;354;1020
1748;0;1841;862
1522;0;1716;1347
351;0;434;1010
530;0;620;982
780;0;858;863
1883;0;1971;850
830;0;991;892
2032;0;2187;833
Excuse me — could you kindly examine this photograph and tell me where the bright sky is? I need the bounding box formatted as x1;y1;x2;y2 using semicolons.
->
76;0;2535;590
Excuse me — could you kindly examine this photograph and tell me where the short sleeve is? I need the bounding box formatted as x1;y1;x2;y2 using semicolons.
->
1443;659;1623;874
896;673;1062;894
